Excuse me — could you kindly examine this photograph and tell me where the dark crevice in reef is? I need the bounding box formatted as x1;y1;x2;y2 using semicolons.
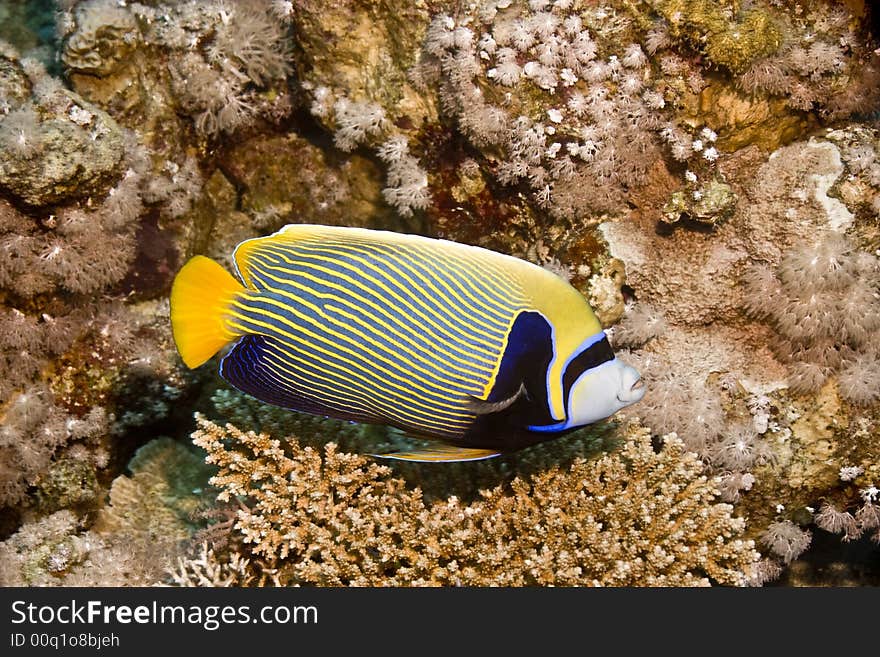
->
773;530;880;587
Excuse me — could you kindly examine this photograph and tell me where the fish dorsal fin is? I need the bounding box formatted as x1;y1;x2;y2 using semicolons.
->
232;225;385;287
232;226;329;288
232;234;276;289
465;382;526;415
232;223;530;291
371;443;502;463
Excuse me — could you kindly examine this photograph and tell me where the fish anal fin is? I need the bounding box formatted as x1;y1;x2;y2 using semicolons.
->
371;443;502;463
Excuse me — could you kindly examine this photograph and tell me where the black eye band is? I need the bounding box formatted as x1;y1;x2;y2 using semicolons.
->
562;336;615;404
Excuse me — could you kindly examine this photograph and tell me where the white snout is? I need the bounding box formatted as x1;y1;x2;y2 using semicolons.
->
616;363;646;404
566;358;647;429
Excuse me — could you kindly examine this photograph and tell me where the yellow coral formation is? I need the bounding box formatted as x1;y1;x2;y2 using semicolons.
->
650;0;782;73
186;416;760;586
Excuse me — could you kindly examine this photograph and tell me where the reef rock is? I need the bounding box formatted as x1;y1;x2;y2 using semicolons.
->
0;75;125;207
220;131;398;233
293;0;436;135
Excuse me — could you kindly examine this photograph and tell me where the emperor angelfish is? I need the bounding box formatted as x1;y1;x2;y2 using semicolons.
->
170;224;646;462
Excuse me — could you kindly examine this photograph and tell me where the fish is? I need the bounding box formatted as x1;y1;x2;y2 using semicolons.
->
170;224;646;462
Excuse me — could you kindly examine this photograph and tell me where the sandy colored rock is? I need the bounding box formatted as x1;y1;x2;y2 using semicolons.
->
0;89;125;207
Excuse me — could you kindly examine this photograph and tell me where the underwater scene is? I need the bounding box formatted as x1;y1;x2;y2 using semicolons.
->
0;0;878;587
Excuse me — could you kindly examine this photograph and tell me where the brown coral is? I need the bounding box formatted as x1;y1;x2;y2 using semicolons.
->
184;416;760;587
0;437;212;586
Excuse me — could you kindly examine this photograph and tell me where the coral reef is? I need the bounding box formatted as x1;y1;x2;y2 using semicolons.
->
178;416;759;586
0;47;150;509
647;0;783;74
0;27;199;566
0;87;125;207
743;232;880;401
0;437;212;586
1;0;879;588
602;125;880;573
736;2;880;118
412;3;671;220
0;510;90;586
218;131;402;236
60;0;293;139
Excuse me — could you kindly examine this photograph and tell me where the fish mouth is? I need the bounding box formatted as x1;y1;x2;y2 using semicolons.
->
617;378;645;403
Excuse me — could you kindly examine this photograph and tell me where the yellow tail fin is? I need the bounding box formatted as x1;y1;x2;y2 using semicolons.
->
170;256;245;369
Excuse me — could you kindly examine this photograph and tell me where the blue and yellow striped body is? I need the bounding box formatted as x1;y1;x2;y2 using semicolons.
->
224;225;536;442
170;224;630;459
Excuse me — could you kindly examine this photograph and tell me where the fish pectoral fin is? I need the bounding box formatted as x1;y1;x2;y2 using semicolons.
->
465;382;526;416
370;443;502;463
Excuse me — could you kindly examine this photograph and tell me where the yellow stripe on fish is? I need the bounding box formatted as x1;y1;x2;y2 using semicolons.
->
170;224;646;460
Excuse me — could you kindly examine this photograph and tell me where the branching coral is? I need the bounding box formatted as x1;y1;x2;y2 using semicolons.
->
210;384;623;503
3;0;875;588
183;416;760;586
602;124;880;580
171;542;254;587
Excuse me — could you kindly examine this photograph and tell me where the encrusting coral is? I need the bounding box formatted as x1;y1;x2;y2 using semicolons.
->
175;416;760;587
